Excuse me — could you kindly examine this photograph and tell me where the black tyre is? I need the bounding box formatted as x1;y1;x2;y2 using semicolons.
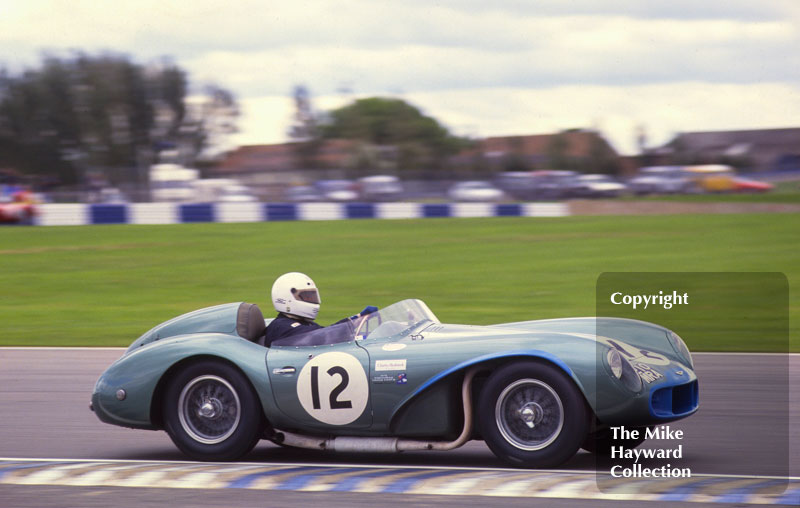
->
163;360;263;461
582;427;647;455
478;361;589;468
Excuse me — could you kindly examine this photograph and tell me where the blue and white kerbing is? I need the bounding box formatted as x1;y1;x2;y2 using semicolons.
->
34;202;569;226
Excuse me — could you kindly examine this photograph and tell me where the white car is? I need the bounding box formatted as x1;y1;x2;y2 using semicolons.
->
448;181;507;202
569;174;627;198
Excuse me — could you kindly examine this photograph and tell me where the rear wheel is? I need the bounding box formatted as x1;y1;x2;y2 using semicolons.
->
478;361;588;468
163;360;263;461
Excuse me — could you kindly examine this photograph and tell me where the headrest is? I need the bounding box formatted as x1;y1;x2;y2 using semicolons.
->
236;303;265;342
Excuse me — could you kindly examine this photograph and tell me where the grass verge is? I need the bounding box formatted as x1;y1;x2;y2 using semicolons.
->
1;213;797;351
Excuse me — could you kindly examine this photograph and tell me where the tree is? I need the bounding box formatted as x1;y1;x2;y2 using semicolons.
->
287;84;323;170
320;97;467;175
182;84;240;166
0;52;237;187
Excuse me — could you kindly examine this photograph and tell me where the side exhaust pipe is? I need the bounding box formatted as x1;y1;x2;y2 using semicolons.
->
273;367;479;453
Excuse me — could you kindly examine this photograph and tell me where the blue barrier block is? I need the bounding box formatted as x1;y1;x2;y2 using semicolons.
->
496;204;522;217
345;203;375;219
422;204;451;218
266;203;297;221
90;204;128;224
180;203;214;223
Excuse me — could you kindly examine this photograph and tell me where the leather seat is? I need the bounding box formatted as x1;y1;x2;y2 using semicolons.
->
236;303;265;343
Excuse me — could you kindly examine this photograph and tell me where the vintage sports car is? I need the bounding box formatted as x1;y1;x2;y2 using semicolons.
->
91;299;698;468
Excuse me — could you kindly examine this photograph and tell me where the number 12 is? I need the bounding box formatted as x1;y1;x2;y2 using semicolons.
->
310;365;352;410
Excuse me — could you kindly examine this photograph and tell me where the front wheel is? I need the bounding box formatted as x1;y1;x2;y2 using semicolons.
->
163;360;264;461
478;361;589;468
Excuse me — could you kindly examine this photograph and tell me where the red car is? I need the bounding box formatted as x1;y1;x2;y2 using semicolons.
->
0;191;37;224
732;178;774;193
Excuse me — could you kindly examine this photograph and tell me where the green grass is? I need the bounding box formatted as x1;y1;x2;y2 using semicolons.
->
1;214;798;351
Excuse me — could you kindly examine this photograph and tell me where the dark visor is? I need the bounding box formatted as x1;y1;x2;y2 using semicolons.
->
292;288;320;304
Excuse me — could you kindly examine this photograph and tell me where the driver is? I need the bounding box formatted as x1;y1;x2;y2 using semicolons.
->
263;272;377;346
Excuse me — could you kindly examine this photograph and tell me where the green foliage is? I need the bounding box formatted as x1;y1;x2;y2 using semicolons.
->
320;97;468;173
0;214;797;351
0;52;236;186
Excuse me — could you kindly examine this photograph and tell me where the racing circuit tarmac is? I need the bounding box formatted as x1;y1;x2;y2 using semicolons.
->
0;349;797;507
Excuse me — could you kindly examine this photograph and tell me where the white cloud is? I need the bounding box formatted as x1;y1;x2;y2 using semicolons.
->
234;82;800;156
1;1;798;156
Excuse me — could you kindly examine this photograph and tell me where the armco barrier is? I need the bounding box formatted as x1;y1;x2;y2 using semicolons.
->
33;202;569;226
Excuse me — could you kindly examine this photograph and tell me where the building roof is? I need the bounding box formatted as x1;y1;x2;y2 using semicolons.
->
216;139;358;175
664;127;800;172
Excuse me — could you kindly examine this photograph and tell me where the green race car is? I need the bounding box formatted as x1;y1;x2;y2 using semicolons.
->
91;298;698;468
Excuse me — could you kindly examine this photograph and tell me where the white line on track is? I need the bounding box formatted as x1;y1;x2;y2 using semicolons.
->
1;457;797;480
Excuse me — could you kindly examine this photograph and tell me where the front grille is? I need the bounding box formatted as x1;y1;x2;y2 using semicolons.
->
651;380;699;418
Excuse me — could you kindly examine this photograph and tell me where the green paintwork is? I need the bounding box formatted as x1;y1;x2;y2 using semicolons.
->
92;299;697;438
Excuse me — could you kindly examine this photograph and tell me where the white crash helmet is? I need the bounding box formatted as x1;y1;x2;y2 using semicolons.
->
271;272;320;320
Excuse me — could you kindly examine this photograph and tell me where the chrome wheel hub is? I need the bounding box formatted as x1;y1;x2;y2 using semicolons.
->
198;398;223;419
518;402;544;429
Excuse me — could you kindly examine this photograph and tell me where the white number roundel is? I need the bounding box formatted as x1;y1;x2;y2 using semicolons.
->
296;352;369;425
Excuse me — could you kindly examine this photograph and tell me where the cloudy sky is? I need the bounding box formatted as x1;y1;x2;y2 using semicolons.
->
1;0;798;154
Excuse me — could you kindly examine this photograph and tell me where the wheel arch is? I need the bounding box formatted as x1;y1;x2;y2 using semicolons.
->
150;354;268;431
391;350;593;429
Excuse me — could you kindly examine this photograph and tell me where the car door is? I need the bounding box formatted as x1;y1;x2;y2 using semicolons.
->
266;340;372;429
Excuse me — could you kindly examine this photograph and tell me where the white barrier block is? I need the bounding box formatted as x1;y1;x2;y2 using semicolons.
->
129;203;179;225
523;203;569;217
375;202;421;219
36;204;89;226
451;202;493;218
298;203;345;221
216;202;264;223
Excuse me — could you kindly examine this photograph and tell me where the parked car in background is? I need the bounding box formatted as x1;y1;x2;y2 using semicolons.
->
495;170;583;201
448;181;507;202
628;166;694;195
358;175;404;201
731;178;774;193
684;165;773;193
0;190;37;224
285;185;323;202
315;180;359;201
567;174;627;198
150;163;199;202
194;179;257;203
494;172;540;200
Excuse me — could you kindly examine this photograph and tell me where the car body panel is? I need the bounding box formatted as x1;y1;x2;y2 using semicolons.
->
93;299;698;443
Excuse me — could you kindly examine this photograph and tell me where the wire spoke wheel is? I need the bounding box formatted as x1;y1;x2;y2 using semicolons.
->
479;361;588;468
496;379;564;450
178;375;241;444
